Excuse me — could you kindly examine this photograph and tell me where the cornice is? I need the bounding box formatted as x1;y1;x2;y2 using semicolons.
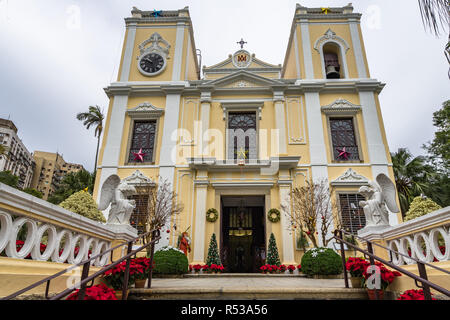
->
103;79;385;98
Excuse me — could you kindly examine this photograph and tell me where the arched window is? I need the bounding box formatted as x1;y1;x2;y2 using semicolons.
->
314;29;350;79
323;43;342;79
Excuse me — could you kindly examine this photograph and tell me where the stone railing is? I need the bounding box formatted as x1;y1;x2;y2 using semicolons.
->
360;207;450;266
0;183;137;267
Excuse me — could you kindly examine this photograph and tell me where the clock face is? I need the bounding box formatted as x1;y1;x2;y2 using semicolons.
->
139;53;165;75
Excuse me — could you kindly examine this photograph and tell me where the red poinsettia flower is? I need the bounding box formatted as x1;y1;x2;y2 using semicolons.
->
66;283;117;300
397;289;436;300
287;265;296;271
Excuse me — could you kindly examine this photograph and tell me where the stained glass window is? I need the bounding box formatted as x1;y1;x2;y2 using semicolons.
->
338;193;366;235
329;118;360;161
128;120;156;163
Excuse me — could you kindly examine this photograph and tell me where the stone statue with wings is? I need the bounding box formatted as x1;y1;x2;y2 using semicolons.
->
98;175;137;225
358;173;399;229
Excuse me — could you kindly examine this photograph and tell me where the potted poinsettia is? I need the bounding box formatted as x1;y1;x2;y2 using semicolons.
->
362;261;402;300
345;257;370;288
132;257;152;288
279;264;287;273
287;265;296;274
193;264;202;273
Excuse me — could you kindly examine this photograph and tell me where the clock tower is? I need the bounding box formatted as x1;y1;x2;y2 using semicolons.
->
95;7;200;249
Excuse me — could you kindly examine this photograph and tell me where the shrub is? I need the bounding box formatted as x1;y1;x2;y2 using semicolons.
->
59;190;106;223
404;196;441;221
301;247;342;276
152;246;188;275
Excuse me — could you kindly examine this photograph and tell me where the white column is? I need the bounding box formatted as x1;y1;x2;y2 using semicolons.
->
119;23;137;82
304;91;327;167
303;91;335;247
349;20;367;79
279;184;296;264
300;21;314;79
96;95;128;204
172;22;186;81
200;92;211;155
274;92;287;155
192;183;208;263
293;28;301;79
156;87;183;250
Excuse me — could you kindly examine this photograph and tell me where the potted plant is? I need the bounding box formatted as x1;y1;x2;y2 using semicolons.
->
193;264;202;273
132;257;151;288
345;257;370;288
102;259;144;298
201;264;210;273
297;264;302;273
362;261;402;300
287;265;296;274
279;264;287;273
260;265;268;274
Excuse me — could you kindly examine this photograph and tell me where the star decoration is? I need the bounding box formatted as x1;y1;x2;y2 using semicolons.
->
236;147;247;160
336;147;351;160
133;148;146;162
321;7;331;15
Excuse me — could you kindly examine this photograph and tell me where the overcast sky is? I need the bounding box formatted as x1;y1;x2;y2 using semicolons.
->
0;0;448;172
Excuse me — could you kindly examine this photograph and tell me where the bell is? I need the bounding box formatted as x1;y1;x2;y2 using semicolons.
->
326;65;340;79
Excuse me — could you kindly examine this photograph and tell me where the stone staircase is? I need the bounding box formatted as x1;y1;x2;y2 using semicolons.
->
128;274;369;300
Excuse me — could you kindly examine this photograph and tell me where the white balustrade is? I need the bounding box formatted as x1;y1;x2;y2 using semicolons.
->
383;208;450;266
0;212;111;266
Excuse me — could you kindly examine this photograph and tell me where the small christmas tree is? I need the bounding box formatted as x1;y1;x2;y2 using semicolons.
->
206;233;222;266
59;190;106;223
266;233;281;266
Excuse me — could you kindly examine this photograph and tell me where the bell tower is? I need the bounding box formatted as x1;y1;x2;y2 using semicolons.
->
282;3;370;80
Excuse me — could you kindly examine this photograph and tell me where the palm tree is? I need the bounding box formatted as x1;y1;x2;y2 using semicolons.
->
76;105;104;172
391;148;433;216
418;0;450;76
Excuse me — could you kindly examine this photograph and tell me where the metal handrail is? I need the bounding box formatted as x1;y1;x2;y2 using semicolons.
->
1;229;161;300
340;228;450;275
334;229;450;300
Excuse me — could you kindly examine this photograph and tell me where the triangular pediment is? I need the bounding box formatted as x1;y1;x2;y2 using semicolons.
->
203;50;282;80
205;70;283;88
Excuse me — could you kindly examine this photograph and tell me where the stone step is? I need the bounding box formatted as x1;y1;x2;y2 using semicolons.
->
182;273;308;278
128;287;368;300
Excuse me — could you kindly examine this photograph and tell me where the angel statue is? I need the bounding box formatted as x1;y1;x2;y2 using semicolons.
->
358;173;399;229
98;175;137;225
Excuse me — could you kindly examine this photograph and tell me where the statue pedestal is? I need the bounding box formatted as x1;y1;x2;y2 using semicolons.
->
357;225;392;261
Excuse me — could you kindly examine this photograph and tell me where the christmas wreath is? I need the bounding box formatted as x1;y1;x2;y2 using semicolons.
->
206;208;218;223
267;208;280;223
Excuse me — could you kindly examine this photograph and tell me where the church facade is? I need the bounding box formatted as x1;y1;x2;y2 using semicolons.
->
93;4;401;271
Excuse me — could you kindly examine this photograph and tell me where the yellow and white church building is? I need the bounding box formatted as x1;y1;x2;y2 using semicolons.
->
93;4;402;272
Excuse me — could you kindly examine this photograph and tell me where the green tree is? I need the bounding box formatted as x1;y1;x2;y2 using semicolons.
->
266;233;281;266
23;188;43;199
48;169;95;204
404;196;442;221
423;100;450;171
76;105;104;172
205;233;221;266
391;148;433;215
59;190;106;223
0;170;18;188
